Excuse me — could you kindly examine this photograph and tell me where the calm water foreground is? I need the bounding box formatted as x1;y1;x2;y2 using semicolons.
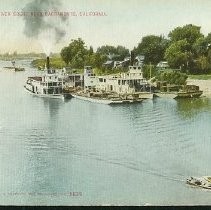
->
0;60;211;205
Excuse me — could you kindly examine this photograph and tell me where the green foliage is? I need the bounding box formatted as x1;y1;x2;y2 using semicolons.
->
165;40;190;69
60;39;128;69
156;71;188;85
195;55;209;73
57;25;211;75
134;35;169;64
168;24;203;46
31;57;65;69
60;38;88;68
85;52;107;68
193;37;208;56
165;24;208;73
142;64;156;79
188;74;211;80
60;47;71;65
96;45;130;61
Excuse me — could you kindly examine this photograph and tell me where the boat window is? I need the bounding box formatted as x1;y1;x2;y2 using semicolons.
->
48;89;53;94
99;78;103;82
104;79;106;82
53;82;57;86
118;80;120;85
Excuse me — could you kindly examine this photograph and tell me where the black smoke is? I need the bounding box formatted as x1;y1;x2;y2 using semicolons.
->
22;0;68;43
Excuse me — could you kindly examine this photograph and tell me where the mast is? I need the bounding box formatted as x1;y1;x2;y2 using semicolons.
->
46;56;50;73
150;62;152;93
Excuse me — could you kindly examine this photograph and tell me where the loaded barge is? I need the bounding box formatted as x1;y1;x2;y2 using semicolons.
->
69;65;153;104
155;82;203;99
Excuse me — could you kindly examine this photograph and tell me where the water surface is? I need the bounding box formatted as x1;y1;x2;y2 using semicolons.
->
0;60;211;205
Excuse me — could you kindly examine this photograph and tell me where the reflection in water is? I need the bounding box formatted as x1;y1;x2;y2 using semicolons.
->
43;98;61;118
176;98;211;119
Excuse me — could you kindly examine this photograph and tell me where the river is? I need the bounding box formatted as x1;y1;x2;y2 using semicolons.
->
0;60;211;205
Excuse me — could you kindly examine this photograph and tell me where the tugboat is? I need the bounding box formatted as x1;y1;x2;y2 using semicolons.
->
24;57;66;99
3;60;25;71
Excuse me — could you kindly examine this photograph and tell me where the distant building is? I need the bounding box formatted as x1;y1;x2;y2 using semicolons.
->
113;58;130;69
156;61;169;69
134;55;144;66
102;60;114;68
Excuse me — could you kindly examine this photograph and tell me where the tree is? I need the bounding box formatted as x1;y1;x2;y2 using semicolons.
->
60;38;88;68
116;46;130;60
166;24;204;72
165;40;190;69
96;45;129;61
60;47;71;65
196;55;209;73
156;71;188;85
134;35;169;64
168;24;203;46
193;37;208;56
91;53;107;68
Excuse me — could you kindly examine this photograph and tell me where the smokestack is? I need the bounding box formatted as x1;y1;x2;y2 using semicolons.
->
130;50;135;66
46;56;50;70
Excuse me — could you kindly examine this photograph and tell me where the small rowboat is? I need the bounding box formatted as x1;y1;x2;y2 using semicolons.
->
187;176;211;189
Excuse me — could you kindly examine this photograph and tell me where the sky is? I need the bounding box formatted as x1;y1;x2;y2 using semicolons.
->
0;0;211;54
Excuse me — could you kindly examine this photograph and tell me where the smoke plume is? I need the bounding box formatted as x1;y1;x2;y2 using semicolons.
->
22;0;68;56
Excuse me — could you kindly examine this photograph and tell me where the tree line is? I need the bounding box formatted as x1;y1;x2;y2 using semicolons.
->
61;24;211;74
60;38;129;69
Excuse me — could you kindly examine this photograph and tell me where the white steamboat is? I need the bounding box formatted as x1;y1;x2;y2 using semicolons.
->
24;57;65;99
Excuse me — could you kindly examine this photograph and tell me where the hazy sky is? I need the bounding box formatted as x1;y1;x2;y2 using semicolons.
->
0;0;211;54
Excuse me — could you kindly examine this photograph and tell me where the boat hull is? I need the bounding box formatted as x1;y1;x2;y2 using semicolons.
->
155;92;177;99
72;94;123;104
155;91;203;99
176;91;203;98
24;86;64;99
72;94;143;104
138;92;154;99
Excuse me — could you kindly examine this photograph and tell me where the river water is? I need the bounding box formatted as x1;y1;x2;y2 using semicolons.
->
0;60;211;205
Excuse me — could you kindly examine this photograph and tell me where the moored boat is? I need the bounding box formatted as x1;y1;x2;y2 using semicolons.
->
24;57;66;99
72;92;143;105
72;93;122;104
15;67;25;71
4;61;25;71
187;176;211;189
155;84;203;99
177;89;203;98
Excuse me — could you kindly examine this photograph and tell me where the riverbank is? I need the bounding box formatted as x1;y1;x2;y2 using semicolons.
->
31;57;65;69
188;74;211;80
187;79;211;97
